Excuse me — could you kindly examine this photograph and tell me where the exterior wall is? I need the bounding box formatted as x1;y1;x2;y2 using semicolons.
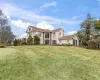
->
73;35;79;46
59;35;79;46
52;29;64;44
26;26;79;45
29;28;64;45
40;32;43;44
59;40;73;45
29;31;44;44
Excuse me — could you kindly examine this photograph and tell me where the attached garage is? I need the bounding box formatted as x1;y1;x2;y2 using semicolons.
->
59;35;79;46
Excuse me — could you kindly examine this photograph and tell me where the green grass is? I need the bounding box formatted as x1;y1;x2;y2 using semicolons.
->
0;46;100;80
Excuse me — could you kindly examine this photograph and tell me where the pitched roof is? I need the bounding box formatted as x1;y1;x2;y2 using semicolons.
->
28;26;62;32
30;26;51;32
59;35;74;40
52;28;62;32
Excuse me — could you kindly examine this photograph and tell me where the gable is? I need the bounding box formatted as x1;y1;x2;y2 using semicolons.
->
26;26;32;33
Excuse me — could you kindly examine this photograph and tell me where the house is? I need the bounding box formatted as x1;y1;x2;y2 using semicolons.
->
26;26;79;46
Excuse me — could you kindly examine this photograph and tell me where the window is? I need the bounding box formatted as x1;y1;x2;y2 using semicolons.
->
45;40;49;44
59;32;61;35
59;40;61;43
67;40;69;43
52;40;57;44
38;32;41;37
45;32;49;38
76;40;77;46
53;32;55;35
53;32;56;38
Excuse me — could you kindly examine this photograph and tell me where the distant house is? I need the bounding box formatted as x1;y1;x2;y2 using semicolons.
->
26;26;79;46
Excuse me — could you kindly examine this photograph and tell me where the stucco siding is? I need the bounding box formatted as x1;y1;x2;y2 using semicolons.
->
59;40;73;45
73;35;79;46
40;33;43;44
26;26;79;46
52;29;64;44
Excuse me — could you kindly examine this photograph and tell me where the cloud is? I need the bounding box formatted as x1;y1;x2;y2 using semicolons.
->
16;33;27;38
67;31;77;35
72;16;80;19
0;2;80;25
20;33;27;38
36;22;54;30
11;20;32;29
7;15;10;19
40;1;56;10
11;20;54;30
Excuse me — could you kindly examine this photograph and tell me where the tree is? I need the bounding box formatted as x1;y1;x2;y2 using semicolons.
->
34;35;40;45
79;13;94;46
0;9;15;45
77;31;84;45
78;13;100;49
95;37;100;49
94;20;100;37
27;35;33;45
14;39;18;46
21;38;27;45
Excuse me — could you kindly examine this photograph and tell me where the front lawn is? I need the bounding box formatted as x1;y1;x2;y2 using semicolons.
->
0;46;100;80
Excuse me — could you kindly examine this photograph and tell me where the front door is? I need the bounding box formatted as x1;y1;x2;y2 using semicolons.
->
45;40;49;44
73;39;75;46
52;40;57;45
73;40;77;46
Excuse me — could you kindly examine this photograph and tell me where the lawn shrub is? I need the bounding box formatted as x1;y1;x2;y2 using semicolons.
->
21;38;27;45
95;37;100;49
87;40;96;49
67;43;73;46
14;39;19;46
87;37;100;49
0;43;5;48
59;44;73;46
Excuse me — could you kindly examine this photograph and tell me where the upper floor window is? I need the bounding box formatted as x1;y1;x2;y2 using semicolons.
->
53;32;56;38
38;32;41;37
45;32;49;38
59;32;61;35
53;32;55;35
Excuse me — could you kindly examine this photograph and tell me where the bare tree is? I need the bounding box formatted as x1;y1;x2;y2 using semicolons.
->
0;9;15;45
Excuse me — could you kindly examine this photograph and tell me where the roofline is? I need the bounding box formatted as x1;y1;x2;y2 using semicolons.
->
59;35;75;40
27;26;63;32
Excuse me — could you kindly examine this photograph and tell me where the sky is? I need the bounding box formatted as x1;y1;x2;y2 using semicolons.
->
0;0;100;38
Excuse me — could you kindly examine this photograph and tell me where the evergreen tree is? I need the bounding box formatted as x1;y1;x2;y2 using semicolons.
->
34;35;40;45
27;35;33;45
14;39;18;46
